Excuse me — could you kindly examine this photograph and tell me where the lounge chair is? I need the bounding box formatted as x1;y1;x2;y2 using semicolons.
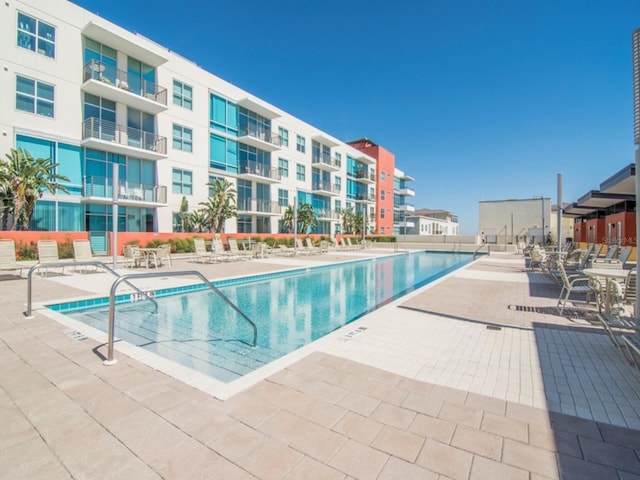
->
274;244;295;256
304;238;322;254
228;238;252;260
37;240;64;276
73;239;100;272
192;238;217;263
0;239;26;277
213;238;239;261
593;245;619;264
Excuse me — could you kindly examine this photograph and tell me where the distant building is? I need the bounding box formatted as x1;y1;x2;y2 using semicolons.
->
405;209;459;236
393;168;415;235
478;198;551;245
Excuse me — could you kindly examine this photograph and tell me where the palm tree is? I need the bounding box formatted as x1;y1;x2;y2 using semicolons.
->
0;160;12;230
296;202;317;234
281;205;295;233
4;148;69;230
186;209;210;233
340;205;355;234
201;178;237;233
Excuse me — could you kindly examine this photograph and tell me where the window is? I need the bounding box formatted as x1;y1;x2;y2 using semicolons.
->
278;158;289;178
296;135;306;153
16;75;54;117
17;12;55;58
278;189;289;207
381;190;385;201
210;93;238;134
172;124;193;152
296;164;306;182
381;171;386;183
278;127;289;147
172;168;192;195
173;80;193;110
208;175;223;197
209;133;238;172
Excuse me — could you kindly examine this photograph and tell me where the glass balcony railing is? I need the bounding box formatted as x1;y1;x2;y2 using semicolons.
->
82;117;167;155
312;182;341;194
83;60;168;105
83;176;167;203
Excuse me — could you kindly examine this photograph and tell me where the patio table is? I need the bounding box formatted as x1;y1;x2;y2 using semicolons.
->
582;267;628;314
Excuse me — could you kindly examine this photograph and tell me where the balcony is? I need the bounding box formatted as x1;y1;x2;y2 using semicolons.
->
315;209;341;220
355;193;376;203
354;168;376;184
237;161;281;183
82;60;168;114
396;187;416;197
312;154;342;172
82;117;167;161
82;176;167;206
237;198;281;215
396;204;415;213
237;123;282;152
312;182;341;196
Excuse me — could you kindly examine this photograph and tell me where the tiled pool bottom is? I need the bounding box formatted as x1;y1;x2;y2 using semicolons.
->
46;252;475;386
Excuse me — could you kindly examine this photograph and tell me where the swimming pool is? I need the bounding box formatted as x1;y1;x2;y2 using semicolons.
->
51;251;474;382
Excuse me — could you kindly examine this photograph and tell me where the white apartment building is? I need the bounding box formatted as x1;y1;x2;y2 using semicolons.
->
405;209;459;236
393;168;415;235
0;0;397;253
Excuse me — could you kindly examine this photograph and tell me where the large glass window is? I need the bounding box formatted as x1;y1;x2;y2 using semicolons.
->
239;107;271;138
16;75;54;117
172;124;193;152
278;189;288;207
296;135;306;153
172;168;192;195
173;80;193;110
84;38;117;84
127;57;155;98
238;143;270;173
210;93;238;134
17;12;55;58
209;133;238;172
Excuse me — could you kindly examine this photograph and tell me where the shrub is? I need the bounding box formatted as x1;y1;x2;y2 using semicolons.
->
16;241;37;260
58;238;74;259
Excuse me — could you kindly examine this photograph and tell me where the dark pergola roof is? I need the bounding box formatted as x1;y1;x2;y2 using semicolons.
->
575;190;635;209
563;202;600;217
599;163;635;195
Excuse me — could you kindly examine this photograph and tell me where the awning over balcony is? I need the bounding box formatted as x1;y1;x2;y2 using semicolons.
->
599;163;635;195
575;190;635;209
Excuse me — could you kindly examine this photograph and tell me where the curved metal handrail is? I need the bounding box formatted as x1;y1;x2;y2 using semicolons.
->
473;244;490;259
104;270;257;365
25;260;158;318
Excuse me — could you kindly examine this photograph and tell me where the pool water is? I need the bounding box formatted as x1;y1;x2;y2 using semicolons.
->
61;251;473;382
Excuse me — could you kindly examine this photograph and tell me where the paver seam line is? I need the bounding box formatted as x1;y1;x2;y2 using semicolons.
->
7;318;268;480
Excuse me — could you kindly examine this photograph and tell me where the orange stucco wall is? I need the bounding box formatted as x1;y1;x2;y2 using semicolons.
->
348;141;396;235
605;212;637;247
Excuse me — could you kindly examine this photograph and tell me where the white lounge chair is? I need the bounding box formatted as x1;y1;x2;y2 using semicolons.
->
73;239;100;272
37;240;64;276
0;239;26;277
192;238;217;263
123;244;146;268
228;238;252;260
305;238;321;254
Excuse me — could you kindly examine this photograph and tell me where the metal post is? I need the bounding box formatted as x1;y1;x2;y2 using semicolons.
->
541;196;545;245
292;194;298;255
112;163;119;269
632;28;640;329
557;173;563;254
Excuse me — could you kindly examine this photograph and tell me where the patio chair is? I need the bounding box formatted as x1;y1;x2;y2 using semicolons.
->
73;239;100;272
213;238;239;261
597;312;637;350
616;246;633;268
123;244;145;268
593;244;619;264
0;239;25;277
556;262;598;314
37;240;64;276
192;238;217;263
228;238;251;260
155;244;172;267
305;238;322;254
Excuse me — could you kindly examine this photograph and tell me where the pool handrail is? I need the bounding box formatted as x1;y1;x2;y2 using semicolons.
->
25;260;159;318
104;270;257;365
473;243;490;259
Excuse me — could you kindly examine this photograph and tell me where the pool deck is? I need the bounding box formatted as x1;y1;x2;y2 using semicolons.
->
1;248;639;479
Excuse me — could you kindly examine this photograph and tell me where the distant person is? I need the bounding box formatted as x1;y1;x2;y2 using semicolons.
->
481;232;486;243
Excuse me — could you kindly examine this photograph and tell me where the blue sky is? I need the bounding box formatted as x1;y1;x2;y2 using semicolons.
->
72;0;640;234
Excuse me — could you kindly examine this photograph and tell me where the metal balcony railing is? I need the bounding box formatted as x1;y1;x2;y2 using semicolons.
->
82;117;167;155
83;176;167;203
312;153;342;169
237;198;281;214
238;123;282;147
315;209;341;220
312;182;341;194
83;60;168;105
238;161;281;181
355;193;375;202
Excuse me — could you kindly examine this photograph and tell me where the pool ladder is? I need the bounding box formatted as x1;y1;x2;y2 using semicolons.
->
104;270;257;365
24;263;257;366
